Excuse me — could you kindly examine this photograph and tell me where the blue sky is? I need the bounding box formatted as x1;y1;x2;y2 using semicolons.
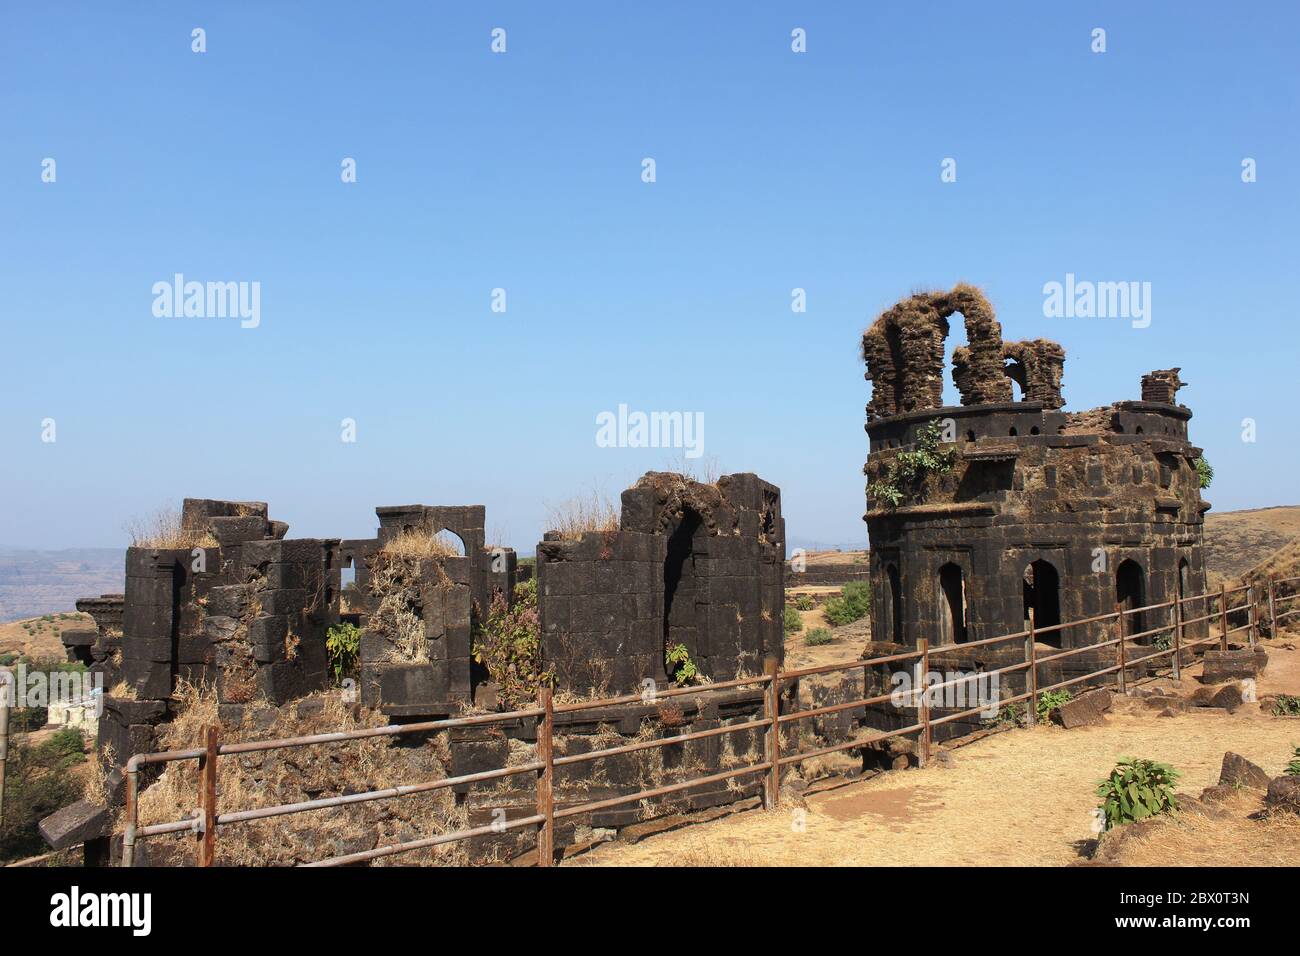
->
2;2;1297;552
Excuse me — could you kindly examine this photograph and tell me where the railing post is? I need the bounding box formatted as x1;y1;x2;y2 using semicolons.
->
1219;582;1229;651
535;685;554;867
1172;593;1183;681
122;763;139;867
197;725;219;867
1268;579;1278;637
1114;603;1127;695
917;638;930;768
1024;610;1037;728
1246;586;1256;647
764;656;780;809
0;671;10;829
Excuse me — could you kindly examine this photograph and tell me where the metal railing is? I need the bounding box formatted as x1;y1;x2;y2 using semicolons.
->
117;572;1298;867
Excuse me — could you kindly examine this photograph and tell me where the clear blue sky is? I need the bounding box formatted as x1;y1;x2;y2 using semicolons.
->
2;2;1297;552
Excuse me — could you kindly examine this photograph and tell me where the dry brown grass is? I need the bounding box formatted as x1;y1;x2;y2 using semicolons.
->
125;507;218;549
546;492;619;540
135;680;465;866
379;528;461;560
1094;789;1300;866
82;742;116;806
107;681;138;701
575;648;1300;867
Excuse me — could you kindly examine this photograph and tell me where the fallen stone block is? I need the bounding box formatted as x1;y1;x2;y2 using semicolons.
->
1201;648;1258;684
1210;684;1245;711
1143;695;1188;713
39;800;110;850
1052;688;1112;728
1219;752;1271;790
1265;776;1300;813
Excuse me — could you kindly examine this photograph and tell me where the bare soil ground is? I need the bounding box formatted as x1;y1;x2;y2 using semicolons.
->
572;635;1300;867
0;613;92;661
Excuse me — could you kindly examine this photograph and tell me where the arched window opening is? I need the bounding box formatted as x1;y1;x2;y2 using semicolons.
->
887;563;903;644
1116;559;1146;641
1023;560;1062;647
937;562;967;645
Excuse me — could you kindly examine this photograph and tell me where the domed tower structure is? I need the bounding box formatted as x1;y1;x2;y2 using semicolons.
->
861;285;1209;676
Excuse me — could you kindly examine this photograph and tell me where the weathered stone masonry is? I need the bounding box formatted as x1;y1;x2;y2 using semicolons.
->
861;287;1209;717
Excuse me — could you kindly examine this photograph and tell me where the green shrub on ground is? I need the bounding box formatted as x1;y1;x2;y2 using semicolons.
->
783;607;803;634
1095;757;1180;831
1285;745;1300;777
794;595;814;611
1036;689;1072;724
1273;694;1300;717
804;627;833;646
824;581;871;627
0;735;87;862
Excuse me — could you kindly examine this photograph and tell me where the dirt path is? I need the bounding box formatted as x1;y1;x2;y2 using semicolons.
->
574;640;1300;867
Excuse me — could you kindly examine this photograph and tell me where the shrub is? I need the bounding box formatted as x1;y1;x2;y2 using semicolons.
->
782;607;803;634
0;652;17;666
824;581;872;627
545;492;620;540
325;622;361;686
1195;456;1214;489
665;643;702;686
804;627;833;646
1036;689;1072;723
794;595;814;611
46;728;87;768
0;736;86;862
473;579;553;707
982;701;1023;729
1095;757;1180;831
1286;745;1300;777
1273;694;1300;717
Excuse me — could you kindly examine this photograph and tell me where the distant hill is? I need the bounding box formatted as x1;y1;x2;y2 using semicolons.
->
0;548;123;622
1203;505;1300;586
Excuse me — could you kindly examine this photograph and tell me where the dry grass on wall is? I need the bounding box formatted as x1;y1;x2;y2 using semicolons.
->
124;507;219;549
545;492;620;540
135;680;465;866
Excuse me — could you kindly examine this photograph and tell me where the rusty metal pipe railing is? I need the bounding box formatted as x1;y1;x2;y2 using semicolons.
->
117;570;1296;868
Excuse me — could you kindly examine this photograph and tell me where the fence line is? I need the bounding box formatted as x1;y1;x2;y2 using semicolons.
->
117;573;1298;868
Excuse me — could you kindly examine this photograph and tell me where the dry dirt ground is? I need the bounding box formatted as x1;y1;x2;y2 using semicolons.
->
573;636;1300;867
0;613;91;661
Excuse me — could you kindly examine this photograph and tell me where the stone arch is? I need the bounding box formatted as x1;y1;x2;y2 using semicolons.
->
862;284;1012;421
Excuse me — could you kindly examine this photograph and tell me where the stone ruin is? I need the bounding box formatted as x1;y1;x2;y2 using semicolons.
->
859;285;1210;735
54;473;785;863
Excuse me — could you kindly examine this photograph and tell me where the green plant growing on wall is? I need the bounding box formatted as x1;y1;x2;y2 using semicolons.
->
473;578;554;707
1036;688;1072;723
824;581;872;626
783;607;803;634
1195;456;1214;489
1095;757;1180;830
868;418;958;509
665;642;702;686
325;622;361;686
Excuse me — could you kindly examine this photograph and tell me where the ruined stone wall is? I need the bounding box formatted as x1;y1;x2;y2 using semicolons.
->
535;472;785;699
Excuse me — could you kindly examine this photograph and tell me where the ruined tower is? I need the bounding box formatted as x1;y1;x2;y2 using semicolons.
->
861;285;1209;674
